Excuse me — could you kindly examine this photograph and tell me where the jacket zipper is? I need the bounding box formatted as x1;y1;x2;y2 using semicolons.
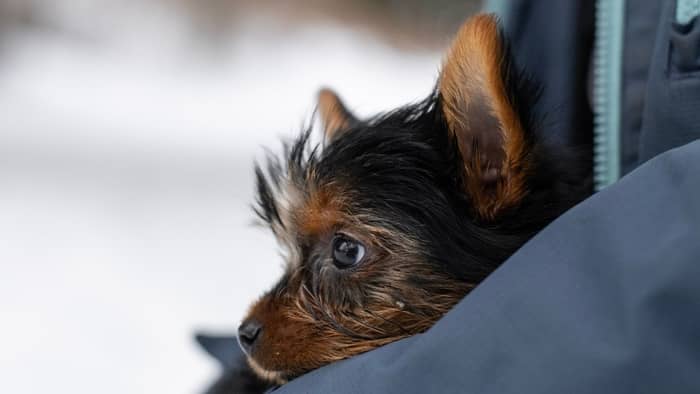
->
592;0;625;190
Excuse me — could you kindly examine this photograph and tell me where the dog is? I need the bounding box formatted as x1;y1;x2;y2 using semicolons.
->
237;13;591;389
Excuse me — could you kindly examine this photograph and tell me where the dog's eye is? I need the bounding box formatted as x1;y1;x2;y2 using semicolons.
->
332;235;366;268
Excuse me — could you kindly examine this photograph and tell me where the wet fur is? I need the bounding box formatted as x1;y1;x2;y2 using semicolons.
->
241;14;592;390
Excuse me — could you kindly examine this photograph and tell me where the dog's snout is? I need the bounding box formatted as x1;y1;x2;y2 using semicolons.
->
237;319;263;354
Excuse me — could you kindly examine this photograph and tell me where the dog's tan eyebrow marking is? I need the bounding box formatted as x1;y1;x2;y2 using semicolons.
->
295;185;346;237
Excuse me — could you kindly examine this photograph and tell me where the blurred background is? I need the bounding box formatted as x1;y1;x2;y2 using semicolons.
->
0;0;482;393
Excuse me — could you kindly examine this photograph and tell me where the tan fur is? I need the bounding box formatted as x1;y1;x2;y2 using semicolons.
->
439;14;529;220
317;88;354;141
245;266;470;380
296;185;346;236
242;13;527;382
243;184;473;380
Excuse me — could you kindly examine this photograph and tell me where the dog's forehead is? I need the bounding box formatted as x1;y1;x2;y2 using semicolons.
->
256;114;440;264
265;174;348;258
295;182;347;236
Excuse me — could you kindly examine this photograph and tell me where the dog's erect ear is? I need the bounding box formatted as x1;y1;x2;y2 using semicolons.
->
317;88;357;142
439;14;530;220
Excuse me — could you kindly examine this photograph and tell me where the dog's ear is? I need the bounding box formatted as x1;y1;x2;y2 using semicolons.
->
439;14;530;220
317;88;357;142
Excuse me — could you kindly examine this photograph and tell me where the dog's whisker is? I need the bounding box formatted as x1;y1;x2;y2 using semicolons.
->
237;12;592;383
362;309;412;337
319;309;376;341
343;312;390;337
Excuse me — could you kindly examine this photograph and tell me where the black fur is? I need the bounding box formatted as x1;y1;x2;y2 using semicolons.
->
235;19;593;392
255;87;590;286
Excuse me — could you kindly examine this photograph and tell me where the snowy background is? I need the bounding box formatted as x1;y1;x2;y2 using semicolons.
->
0;1;478;392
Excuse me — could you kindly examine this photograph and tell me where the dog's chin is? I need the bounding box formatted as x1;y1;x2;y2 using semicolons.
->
246;356;297;386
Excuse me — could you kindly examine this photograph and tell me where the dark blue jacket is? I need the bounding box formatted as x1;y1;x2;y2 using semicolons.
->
200;1;700;392
278;139;700;393
277;0;700;392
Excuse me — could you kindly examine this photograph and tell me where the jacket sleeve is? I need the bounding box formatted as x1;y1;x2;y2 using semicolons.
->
277;140;700;394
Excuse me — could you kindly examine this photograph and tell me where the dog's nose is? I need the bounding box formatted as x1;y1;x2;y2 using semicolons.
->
237;319;262;354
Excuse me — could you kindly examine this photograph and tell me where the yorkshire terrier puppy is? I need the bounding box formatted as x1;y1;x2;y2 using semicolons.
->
237;13;590;388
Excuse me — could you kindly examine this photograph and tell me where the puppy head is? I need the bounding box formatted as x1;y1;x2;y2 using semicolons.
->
240;14;580;383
